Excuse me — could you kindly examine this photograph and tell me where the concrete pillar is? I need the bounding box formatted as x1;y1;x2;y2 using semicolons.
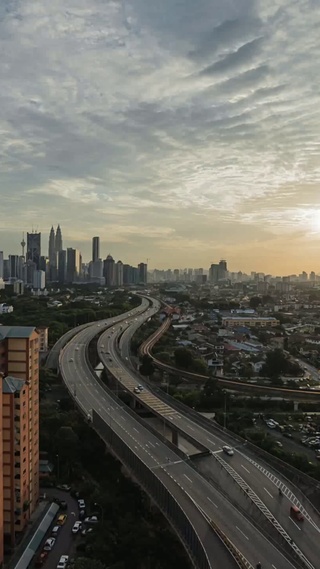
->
294;401;299;412
130;397;137;409
172;429;178;446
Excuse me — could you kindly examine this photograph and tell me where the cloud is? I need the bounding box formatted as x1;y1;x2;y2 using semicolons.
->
0;0;320;273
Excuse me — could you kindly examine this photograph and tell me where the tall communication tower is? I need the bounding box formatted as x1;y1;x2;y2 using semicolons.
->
21;232;26;257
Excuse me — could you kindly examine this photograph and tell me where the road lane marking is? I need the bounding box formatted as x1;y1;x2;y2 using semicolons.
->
206;438;216;445
187;426;195;431
241;465;250;474
289;517;301;531
272;565;278;569
133;428;139;433
148;441;155;448
184;475;193;483
207;497;218;508
264;487;273;498
236;526;249;540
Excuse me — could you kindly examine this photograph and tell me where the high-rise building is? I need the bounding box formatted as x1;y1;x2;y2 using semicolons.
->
48;226;57;280
9;255;19;280
209;263;219;283
66;248;81;282
92;236;100;263
26;232;41;269
58;250;67;283
0;327;40;546
55;225;63;254
138;262;147;284
103;255;115;286
115;260;123;286
0;378;3;565
33;270;46;290
218;259;228;280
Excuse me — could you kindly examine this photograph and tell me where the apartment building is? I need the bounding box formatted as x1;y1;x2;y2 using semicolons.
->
0;380;3;564
0;326;40;548
221;316;279;328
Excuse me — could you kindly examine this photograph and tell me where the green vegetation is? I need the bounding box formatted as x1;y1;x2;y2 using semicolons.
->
40;385;189;569
0;290;140;345
260;348;302;382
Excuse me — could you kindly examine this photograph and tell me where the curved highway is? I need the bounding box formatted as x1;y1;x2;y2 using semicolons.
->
97;303;320;569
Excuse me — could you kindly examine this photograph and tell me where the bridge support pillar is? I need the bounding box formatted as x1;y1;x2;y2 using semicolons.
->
293;400;299;411
130;397;137;409
171;429;178;446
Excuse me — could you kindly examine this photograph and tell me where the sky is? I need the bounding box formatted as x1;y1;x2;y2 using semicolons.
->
1;0;320;274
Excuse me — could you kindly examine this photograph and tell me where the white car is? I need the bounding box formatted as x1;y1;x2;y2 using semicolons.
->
51;525;60;537
44;537;56;551
84;515;98;524
222;445;234;456
57;555;69;569
78;499;86;510
72;521;82;534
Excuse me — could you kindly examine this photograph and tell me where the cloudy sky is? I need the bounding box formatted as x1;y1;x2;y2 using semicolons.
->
1;0;320;274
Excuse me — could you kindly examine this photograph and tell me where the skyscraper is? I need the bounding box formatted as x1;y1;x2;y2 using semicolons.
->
27;232;41;269
0;251;4;280
115;260;124;286
92;236;100;263
103;255;115;286
58;250;67;283
48;226;57;281
55;224;63;254
138;262;147;284
66;248;81;282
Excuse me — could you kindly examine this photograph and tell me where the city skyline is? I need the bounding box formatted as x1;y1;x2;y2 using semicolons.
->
1;2;320;273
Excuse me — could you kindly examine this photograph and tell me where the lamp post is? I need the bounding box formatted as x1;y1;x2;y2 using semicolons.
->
94;502;104;524
56;454;60;481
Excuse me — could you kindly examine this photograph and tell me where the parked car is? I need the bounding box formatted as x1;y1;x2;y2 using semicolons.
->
56;484;71;492
72;521;82;534
57;555;69;569
78;499;86;510
57;514;67;526
43;538;56;551
222;446;234;456
84;515;99;524
274;441;283;448
51;525;60;537
81;527;93;536
35;551;49;566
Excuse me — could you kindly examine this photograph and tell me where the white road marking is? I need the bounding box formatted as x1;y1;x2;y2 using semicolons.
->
148;441;155;448
207;497;218;508
155;442;160;446
241;464;250;474
184;475;193;483
264;487;273;498
289;517;301;531
133;428;139;433
236;526;249;540
187;426;195;432
206;438;216;445
272;565;278;569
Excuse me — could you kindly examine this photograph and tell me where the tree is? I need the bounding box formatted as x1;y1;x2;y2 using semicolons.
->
139;355;154;376
174;347;194;369
261;349;288;379
249;296;261;309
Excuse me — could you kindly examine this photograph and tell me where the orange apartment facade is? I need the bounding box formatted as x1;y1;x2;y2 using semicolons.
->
0;326;40;557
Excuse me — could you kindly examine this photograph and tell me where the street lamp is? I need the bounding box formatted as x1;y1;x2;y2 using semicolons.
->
94;502;104;524
56;454;60;480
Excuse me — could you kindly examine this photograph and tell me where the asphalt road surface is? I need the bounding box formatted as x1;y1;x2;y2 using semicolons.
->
97;306;320;569
59;309;299;569
40;490;80;569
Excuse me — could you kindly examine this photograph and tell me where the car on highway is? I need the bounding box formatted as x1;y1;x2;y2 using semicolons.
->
137;385;143;391
35;551;49;566
290;505;304;521
72;521;82;534
69;358;74;363
57;514;67;526
43;537;56;551
222;445;234;456
57;555;69;569
134;387;141;394
274;441;283;448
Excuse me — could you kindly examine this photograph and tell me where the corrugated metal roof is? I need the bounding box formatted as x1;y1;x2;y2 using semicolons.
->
2;376;26;394
0;326;36;339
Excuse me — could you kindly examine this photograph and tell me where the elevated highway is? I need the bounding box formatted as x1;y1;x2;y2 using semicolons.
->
97;303;320;569
55;296;320;569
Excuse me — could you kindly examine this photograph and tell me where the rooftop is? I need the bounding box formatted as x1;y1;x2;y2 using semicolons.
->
0;325;36;340
2;375;26;394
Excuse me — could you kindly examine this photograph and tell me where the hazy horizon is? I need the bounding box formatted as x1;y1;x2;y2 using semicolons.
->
1;1;320;274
